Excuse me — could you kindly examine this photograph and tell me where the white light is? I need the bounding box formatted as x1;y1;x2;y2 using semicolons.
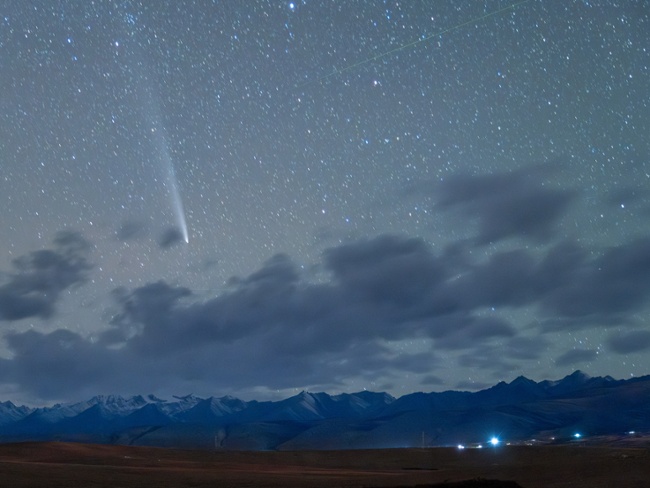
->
490;437;500;446
457;444;465;450
574;433;581;439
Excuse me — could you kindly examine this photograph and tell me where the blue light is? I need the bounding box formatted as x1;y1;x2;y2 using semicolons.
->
490;436;500;446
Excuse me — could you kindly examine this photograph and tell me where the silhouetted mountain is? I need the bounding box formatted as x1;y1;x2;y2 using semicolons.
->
118;403;172;429
1;371;649;450
253;391;395;422
474;375;548;406
540;370;620;397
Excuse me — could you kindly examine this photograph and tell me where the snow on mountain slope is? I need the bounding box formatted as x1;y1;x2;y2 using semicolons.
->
0;401;31;426
1;371;649;450
178;396;248;423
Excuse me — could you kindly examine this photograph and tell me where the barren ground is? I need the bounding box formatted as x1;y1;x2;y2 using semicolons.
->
0;441;648;487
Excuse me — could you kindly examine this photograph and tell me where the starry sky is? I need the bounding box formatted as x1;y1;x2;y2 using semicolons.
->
1;0;649;406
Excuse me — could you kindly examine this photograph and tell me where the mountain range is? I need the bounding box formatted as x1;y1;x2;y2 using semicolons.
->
1;371;649;450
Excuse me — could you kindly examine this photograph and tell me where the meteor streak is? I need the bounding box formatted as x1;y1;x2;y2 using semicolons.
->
301;0;531;87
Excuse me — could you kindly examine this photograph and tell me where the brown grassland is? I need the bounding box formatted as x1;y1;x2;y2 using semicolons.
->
0;441;649;487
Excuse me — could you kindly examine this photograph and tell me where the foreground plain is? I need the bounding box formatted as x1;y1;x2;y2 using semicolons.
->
0;442;649;487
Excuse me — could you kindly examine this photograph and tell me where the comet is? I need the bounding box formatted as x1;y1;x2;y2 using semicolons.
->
168;159;189;244
121;17;190;245
158;134;189;244
147;101;189;245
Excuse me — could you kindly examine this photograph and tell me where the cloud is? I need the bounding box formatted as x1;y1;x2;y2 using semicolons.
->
105;281;193;347
607;330;650;354
419;374;444;387
0;329;117;399
439;249;538;309
555;348;598;367
505;335;551;360
455;379;493;391
324;235;447;310
3;228;650;401
433;315;515;350
540;237;650;324
158;227;184;248
435;166;575;244
0;235;498;399
0;231;92;321
433;236;650;331
450;333;551;383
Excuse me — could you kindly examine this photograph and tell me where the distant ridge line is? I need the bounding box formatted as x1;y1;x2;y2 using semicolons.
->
1;371;649;450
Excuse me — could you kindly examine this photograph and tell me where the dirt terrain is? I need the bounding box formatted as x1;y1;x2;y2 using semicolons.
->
0;441;648;487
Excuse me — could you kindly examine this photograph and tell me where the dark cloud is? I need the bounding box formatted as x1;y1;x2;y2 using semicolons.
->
0;235;490;398
0;231;92;321
435;166;575;245
453;335;550;383
607;330;650;354
0;329;117;399
3;229;650;400
419;374;444;387
456;342;524;381
555;348;598;367
534;240;588;294
158;227;184;248
540;237;650;325
440;249;538;309
324;235;446;310
432;236;650;332
434;315;515;350
116;220;148;241
106;281;192;347
455;379;494;391
505;336;551;360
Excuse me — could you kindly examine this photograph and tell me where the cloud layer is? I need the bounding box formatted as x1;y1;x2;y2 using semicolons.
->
1;169;649;402
434;166;575;244
0;231;91;321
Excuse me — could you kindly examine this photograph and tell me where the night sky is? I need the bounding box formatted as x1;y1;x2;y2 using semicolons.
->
1;0;649;405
